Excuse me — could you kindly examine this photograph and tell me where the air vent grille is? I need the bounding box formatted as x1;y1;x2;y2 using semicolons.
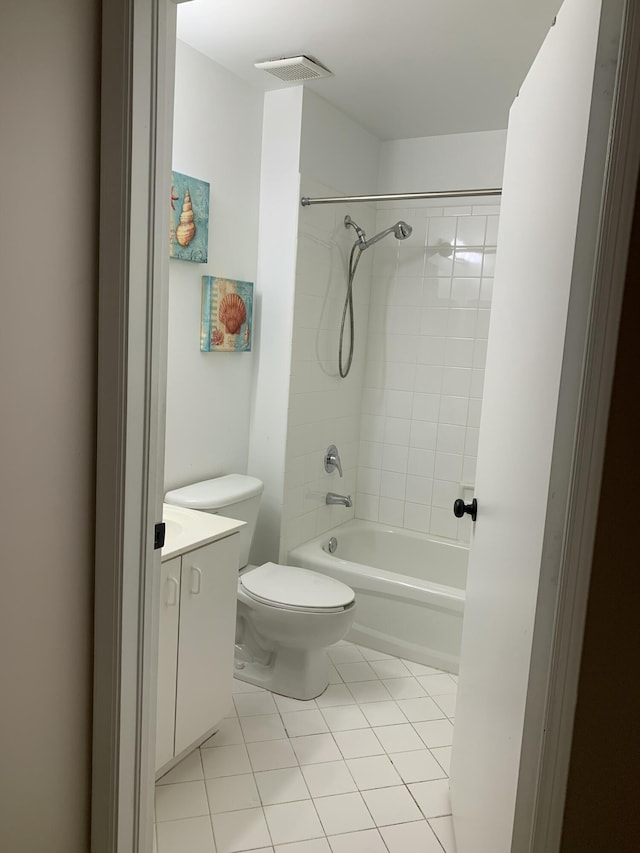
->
254;55;332;83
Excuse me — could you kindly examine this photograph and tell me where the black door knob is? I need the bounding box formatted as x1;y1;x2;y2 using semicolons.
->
453;498;477;522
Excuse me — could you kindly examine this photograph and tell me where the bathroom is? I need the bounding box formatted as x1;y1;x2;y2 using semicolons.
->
153;2;623;852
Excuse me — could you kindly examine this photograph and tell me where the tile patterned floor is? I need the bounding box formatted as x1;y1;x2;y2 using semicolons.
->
154;641;458;853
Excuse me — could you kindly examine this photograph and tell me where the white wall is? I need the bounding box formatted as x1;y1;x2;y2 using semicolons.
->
378;129;507;195
300;90;381;194
0;1;98;848
248;87;305;563
164;41;263;490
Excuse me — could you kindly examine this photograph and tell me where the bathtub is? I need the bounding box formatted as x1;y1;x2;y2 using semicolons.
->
288;519;468;674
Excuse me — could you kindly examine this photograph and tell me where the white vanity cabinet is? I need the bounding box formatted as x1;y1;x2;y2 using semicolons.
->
156;520;241;774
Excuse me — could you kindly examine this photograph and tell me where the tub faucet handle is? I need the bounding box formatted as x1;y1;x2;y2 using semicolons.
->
324;444;343;477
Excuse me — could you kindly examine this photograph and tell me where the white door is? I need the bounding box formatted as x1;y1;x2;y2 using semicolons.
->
450;1;624;851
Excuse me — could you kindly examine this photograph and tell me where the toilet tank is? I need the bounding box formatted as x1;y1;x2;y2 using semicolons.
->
164;475;263;569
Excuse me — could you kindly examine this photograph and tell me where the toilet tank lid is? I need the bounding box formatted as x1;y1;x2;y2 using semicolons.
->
165;474;263;509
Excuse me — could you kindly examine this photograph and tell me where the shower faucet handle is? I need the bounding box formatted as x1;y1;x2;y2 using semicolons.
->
324;444;343;477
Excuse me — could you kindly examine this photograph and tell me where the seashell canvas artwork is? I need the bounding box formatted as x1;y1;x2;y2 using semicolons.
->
170;171;210;263
201;276;253;352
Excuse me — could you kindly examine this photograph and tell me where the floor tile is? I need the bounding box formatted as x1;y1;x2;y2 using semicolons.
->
431;746;452;775
429;814;458;852
201;717;244;747
395;697;446;722
382;677;427;700
155;815;216;853
232;678;265;693
282;709;329;738
321;705;370;732
416;674;458;695
361;785;423;827
332;729;384;759
254;767;310;805
315;684;356;708
263;800;324;845
300;760;357;798
314;792;375;836
291;733;343;765
372;724;424;753
274;693;319;713
233;691;279;717
327;645;365;664
247;739;299;772
326;662;342;684
205;773;260;814
379;819;444;852
345;680;391;704
346;755;402;790
211;807;271;853
155;643;458;853
155;780;209;822
433;693;457;717
334;661;378;682
414;718;454;748
360;700;407;727
275;840;331;853
358;646;394;661
401;660;444;676
408;779;452;818
327;827;387;852
368;659;411;679
240;713;287;743
389;749;447;783
201;744;252;778
156;749;203;786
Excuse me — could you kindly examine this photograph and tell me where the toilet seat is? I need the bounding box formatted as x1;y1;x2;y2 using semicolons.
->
240;563;355;613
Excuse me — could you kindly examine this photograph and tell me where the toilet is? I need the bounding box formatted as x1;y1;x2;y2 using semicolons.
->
164;474;356;700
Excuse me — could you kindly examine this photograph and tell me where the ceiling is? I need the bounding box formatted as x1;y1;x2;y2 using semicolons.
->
177;0;563;142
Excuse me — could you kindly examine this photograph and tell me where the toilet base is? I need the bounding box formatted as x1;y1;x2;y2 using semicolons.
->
233;645;329;700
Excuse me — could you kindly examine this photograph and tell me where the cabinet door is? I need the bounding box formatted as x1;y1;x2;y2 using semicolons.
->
156;556;181;770
174;534;239;756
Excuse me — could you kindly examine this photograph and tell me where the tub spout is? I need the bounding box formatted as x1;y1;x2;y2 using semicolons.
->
326;492;352;507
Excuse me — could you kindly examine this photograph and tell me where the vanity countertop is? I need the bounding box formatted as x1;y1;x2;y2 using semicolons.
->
162;503;245;560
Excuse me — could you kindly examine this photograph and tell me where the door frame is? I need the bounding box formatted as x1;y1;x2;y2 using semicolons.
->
92;1;640;851
92;0;177;850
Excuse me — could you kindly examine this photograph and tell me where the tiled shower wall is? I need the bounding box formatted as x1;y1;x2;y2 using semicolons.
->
355;201;499;543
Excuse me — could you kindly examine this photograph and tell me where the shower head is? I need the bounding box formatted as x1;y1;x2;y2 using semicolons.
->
394;221;412;240
361;220;413;250
344;215;412;250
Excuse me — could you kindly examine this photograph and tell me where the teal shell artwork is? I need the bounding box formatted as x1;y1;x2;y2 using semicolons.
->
170;171;210;263
201;276;253;352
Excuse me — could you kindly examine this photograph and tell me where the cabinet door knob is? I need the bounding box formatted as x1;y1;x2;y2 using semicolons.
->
166;576;178;606
191;566;202;594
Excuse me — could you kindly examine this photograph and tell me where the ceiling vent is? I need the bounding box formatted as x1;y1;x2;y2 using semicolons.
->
254;55;332;83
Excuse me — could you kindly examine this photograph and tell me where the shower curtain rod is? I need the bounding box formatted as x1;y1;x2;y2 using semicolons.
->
300;187;502;206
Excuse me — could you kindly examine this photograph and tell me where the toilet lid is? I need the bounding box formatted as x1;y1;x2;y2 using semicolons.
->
240;563;355;611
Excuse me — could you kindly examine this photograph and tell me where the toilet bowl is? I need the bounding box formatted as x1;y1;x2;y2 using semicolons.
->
164;475;356;700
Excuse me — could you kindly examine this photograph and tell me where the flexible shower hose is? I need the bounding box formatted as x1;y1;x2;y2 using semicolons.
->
338;241;364;378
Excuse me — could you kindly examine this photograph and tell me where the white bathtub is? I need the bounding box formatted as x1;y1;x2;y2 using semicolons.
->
288;519;468;674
